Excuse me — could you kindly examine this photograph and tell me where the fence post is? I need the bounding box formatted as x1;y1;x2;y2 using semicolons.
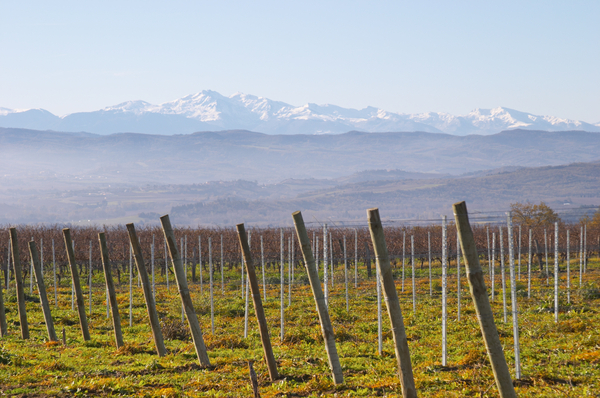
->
292;211;343;385
237;223;280;381
28;241;57;342
367;208;417;397
9;228;29;339
62;228;91;341
160;215;211;366
127;223;167;357
453;201;517;398
98;233;124;349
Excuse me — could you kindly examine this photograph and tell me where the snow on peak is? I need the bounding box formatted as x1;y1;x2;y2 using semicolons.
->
102;100;152;114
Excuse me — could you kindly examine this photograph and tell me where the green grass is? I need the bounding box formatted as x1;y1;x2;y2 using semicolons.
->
0;260;598;397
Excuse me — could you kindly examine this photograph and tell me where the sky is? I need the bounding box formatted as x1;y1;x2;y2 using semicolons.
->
1;1;599;122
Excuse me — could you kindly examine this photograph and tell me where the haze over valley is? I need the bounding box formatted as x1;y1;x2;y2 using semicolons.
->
1;126;599;226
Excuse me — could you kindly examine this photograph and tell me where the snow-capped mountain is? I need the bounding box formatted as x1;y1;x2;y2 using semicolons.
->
1;90;598;136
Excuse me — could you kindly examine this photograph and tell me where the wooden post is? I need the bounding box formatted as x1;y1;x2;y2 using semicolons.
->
367;208;417;397
62;228;91;341
453;201;517;398
98;233;124;349
237;223;279;381
160;215;211;366
292;211;343;385
127;223;167;357
28;241;57;341
10;228;29;339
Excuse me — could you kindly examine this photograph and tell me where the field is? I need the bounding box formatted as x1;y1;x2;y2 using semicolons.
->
0;225;599;397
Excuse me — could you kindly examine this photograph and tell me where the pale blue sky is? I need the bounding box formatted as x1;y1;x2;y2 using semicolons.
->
1;1;598;122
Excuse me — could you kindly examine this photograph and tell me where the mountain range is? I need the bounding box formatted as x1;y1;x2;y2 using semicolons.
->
2;90;599;136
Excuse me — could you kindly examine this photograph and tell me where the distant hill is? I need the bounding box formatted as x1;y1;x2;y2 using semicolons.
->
170;161;600;226
1;128;600;187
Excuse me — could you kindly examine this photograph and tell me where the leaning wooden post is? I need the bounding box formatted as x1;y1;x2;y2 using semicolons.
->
28;241;58;341
292;211;343;385
160;214;211;366
453;201;517;398
62;229;91;341
237;223;279;381
367;208;417;398
127;223;167;357
10;228;29;339
98;233;124;349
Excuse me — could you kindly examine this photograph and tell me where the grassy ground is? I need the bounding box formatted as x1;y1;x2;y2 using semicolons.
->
0;259;599;397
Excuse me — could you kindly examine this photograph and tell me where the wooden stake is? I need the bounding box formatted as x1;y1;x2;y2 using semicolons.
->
28;241;57;341
9;228;28;339
127;223;167;357
98;232;124;349
160;214;211;366
62;228;91;341
367;208;417;397
292;211;343;385
453;201;517;398
237;223;279;381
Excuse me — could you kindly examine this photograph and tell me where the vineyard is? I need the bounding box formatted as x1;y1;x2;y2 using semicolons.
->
0;214;599;397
